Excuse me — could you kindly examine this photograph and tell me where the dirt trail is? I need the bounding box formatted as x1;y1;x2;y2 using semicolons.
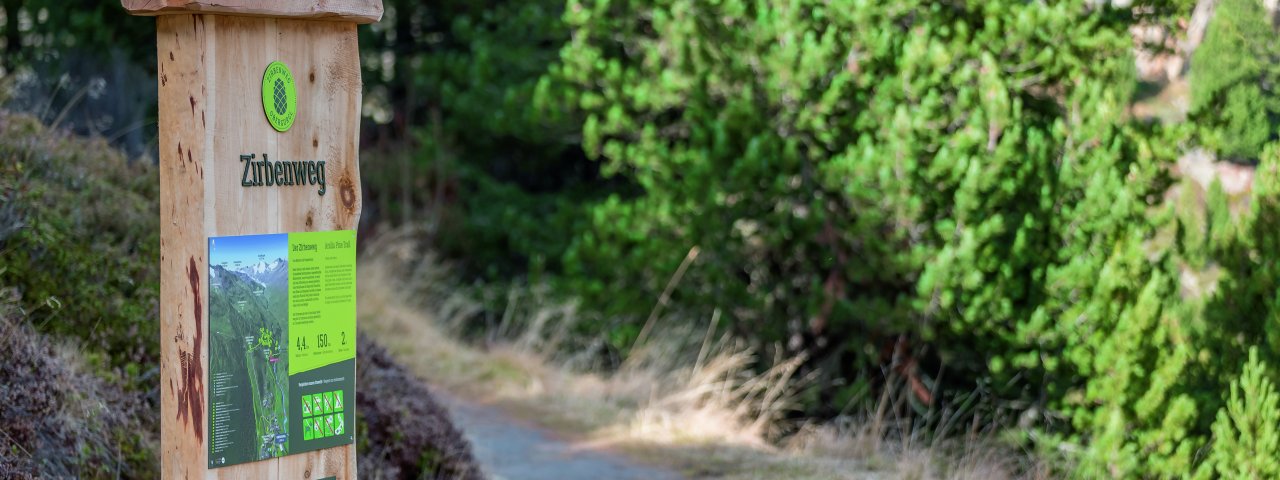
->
435;394;684;480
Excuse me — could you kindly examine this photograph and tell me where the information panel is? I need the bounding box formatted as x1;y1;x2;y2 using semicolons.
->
206;230;357;468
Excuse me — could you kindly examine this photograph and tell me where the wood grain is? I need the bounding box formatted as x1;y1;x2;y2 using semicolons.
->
157;13;362;479
124;0;382;24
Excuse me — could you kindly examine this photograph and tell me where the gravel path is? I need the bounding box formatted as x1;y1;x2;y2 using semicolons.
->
436;395;684;480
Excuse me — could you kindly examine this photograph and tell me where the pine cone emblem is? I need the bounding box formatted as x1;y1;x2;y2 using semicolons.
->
273;78;288;115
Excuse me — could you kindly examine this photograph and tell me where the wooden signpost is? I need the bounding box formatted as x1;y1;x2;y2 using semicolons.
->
122;1;382;478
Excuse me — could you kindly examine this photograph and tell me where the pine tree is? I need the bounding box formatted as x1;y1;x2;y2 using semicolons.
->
1190;0;1280;161
1200;348;1280;478
541;0;1186;433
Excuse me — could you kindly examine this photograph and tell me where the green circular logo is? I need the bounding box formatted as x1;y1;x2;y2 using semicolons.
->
262;61;297;132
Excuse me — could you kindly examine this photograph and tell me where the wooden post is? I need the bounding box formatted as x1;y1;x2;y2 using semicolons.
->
123;1;381;478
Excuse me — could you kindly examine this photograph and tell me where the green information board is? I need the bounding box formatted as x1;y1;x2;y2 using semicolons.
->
206;230;356;468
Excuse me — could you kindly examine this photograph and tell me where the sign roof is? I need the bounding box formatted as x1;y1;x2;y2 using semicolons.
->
122;0;382;24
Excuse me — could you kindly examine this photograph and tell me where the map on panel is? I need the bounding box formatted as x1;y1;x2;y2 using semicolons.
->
206;231;356;468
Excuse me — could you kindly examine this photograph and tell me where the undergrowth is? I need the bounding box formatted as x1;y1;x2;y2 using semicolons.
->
0;111;159;381
0;286;158;478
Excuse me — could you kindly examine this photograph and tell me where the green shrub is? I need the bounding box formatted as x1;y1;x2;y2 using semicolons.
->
1199;348;1280;478
361;0;612;282
1190;0;1280;161
1072;142;1280;477
537;0;1190;416
0;112;159;378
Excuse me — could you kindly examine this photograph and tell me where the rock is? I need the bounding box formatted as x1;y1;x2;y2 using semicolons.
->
1176;148;1255;197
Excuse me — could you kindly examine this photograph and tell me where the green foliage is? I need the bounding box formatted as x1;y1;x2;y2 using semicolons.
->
1201;145;1280;390
359;0;616;279
1190;0;1280;161
395;0;1280;476
1070;262;1211;477
0;1;153;65
0;2;158;169
361;0;574;145
0;112;159;375
537;0;1187;407
1200;348;1280;478
1069;142;1280;477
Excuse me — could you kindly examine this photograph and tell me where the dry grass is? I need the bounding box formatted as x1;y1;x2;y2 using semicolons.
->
357;228;1049;479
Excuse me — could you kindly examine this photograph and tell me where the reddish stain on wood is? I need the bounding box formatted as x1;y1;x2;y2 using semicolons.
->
175;257;205;443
